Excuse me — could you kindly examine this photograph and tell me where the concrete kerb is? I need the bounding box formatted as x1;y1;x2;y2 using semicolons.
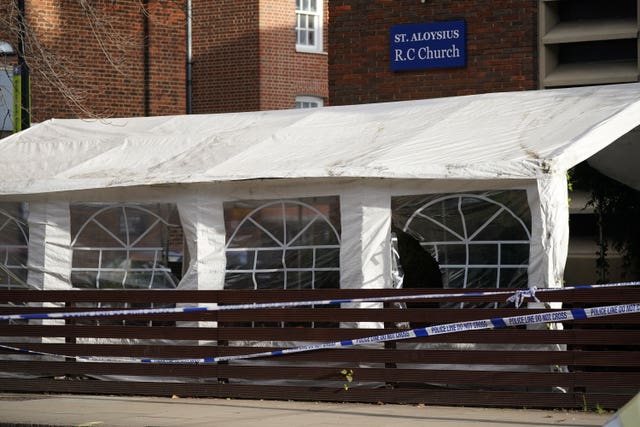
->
0;393;612;427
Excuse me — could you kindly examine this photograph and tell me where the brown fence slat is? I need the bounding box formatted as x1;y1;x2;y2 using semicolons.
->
3;287;637;304
1;287;638;409
1;341;638;370
2;325;640;345
3;361;640;390
4;306;640;324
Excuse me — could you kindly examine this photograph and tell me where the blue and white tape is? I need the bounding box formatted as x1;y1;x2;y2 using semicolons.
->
1;280;638;321
1;302;638;365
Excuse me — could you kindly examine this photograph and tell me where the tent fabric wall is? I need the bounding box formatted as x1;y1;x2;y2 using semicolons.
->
27;202;71;291
531;173;569;292
13;178;542;295
588;126;640;191
177;190;226;293
1;83;639;297
2;83;639;385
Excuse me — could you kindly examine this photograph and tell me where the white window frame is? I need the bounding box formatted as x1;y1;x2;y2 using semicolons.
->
224;198;340;328
70;204;179;291
0;206;28;290
398;192;531;308
70;204;182;327
295;95;323;109
295;0;323;53
225;199;340;291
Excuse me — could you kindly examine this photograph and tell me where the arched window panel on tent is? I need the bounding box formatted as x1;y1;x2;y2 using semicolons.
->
70;203;185;326
0;203;29;326
0;203;29;291
391;191;531;308
224;197;340;327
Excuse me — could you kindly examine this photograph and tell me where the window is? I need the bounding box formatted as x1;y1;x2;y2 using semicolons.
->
392;191;531;308
295;95;323;109
1;41;15;136
296;0;323;52
0;67;13;135
0;203;28;290
70;204;183;291
70;203;184;326
0;203;29;325
224;197;340;292
224;197;340;327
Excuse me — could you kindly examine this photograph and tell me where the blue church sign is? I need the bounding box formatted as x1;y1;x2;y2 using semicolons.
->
390;20;466;71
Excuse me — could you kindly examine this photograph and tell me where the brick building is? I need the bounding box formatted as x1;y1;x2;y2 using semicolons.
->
328;0;639;105
0;0;329;283
1;0;638;285
0;1;186;123
0;0;328;130
193;1;328;112
329;0;538;105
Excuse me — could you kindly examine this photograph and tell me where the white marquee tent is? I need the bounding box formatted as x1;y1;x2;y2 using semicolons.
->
1;83;639;298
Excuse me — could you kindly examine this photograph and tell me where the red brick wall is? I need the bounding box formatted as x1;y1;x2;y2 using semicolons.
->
20;1;186;122
193;0;328;113
192;1;261;113
146;1;188;116
329;0;538;105
0;3;18;53
258;0;328;110
5;1;328;122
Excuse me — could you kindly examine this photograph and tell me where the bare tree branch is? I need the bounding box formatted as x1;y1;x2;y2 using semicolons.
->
0;0;186;126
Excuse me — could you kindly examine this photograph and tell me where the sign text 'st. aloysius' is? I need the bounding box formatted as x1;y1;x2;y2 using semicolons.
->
390;21;466;71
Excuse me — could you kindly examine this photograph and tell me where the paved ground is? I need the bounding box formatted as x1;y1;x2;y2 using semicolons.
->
0;393;612;427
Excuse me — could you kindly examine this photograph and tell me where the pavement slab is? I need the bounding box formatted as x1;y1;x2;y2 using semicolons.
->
0;393;612;427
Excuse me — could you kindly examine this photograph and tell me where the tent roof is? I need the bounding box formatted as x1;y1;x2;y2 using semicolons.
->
2;83;640;195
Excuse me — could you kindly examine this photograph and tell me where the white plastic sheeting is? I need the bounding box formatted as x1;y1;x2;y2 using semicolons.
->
1;83;640;195
0;83;637;293
588;125;640;191
1;83;639;383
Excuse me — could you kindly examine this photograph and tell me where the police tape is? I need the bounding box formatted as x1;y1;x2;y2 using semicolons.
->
1;280;638;322
1;302;638;365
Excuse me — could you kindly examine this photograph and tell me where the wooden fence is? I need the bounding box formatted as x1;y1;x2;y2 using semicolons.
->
0;286;639;409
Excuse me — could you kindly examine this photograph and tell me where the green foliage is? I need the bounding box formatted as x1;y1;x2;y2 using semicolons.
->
340;369;354;391
571;162;640;281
